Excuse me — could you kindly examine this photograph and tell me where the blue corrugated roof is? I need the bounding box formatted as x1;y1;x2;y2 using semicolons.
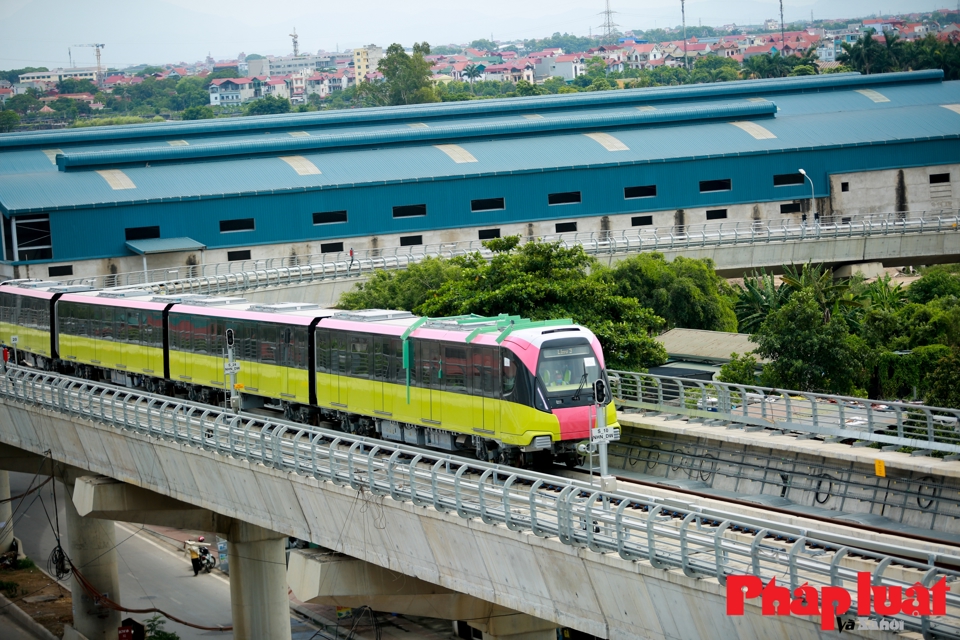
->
0;72;958;215
126;237;206;255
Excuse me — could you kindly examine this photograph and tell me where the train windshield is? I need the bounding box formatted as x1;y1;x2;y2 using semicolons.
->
537;342;601;396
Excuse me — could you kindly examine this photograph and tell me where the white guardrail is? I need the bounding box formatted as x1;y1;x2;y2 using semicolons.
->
608;371;960;456
62;209;960;295
1;366;959;638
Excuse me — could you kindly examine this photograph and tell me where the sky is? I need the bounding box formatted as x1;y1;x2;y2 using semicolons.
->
0;0;947;70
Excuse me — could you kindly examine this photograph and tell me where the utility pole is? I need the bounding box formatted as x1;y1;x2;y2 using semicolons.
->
681;0;688;70
780;0;786;56
598;0;619;43
290;28;299;57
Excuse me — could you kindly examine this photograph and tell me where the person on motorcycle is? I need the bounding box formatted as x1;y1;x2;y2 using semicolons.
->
184;536;209;576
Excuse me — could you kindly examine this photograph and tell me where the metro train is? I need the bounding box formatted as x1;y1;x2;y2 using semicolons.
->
0;280;617;466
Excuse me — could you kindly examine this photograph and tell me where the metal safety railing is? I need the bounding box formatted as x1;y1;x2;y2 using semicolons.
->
61;208;960;295
1;366;959;638
608;371;960;456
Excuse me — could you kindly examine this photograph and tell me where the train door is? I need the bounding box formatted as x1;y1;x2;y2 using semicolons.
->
258;324;278;397
479;346;501;436
240;322;260;393
373;336;388;414
330;332;348;407
419;340;442;425
315;329;334;406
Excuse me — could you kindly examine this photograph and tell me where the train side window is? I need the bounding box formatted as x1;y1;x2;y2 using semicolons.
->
242;322;258;360
443;346;468;393
389;338;404;384
471;346;499;398
330;331;349;375
315;329;331;373
349;335;370;378
260;324;277;364
294;327;308;369
99;306;113;341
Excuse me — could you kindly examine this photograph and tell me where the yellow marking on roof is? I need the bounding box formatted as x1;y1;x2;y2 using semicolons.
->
855;89;889;103
583;132;630;152
635;105;656;111
96;169;136;190
942;104;960;115
406;122;429;129
746;97;768;102
730;121;777;140
522;114;544;119
288;131;311;138
167;140;189;147
434;144;478;163
279;156;322;176
41;149;63;164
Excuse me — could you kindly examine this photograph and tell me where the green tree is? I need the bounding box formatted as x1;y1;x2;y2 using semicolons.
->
0;110;19;132
245;53;265;60
145;614;180;640
463;64;482;89
925;348;960;408
514;80;546;96
56;78;98;94
718;352;760;385
541;76;568;93
468;39;498;52
182;105;214;120
339;257;463;312
5;93;39;114
243;95;291;116
906;267;960;304
606;253;738;332
735;270;789;333
789;64;817;76
752;289;869;394
359;42;439;106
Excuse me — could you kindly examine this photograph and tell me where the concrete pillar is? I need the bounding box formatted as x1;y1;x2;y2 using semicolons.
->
0;470;13;553
64;479;121;640
468;612;560;640
227;520;291;640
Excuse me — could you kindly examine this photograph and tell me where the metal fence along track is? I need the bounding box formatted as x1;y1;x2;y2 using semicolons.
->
62;209;960;295
1;367;959;638
609;371;960;456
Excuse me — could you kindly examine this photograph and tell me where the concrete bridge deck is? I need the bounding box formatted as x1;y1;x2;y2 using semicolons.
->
0;367;959;639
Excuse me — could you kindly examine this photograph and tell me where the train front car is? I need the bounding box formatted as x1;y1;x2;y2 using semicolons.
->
498;323;617;467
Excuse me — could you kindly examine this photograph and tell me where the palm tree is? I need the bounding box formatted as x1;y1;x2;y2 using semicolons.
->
463;64;481;93
735;269;788;333
781;263;863;322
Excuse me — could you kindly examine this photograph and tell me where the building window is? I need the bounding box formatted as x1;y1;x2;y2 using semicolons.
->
321;242;344;253
773;173;805;187
313;210;347;225
227;250;251;261
220;218;255;233
400;235;422;247
624;185;656;199
48;265;73;277
393;204;427;218
706;209;728;220
548;191;581;205
12;215;52;261
930;173;951;184
478;228;501;240
632;215;653;226
471;198;505;212
780;202;803;214
700;179;731;193
124;226;160;242
841;182;849;192
555;221;577;233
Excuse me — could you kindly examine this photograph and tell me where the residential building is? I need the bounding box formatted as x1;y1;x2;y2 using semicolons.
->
816;39;838;62
247;55;325;78
482;62;535;83
208;78;261;106
0;88;11;105
625;43;663;69
353;46;384;83
18;67;99;85
547;54;586;81
764;19;780;30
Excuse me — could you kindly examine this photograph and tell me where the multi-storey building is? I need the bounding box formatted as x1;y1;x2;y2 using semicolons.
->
353;46;384;82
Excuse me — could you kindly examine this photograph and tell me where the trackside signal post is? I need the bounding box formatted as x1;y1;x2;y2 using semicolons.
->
225;329;241;413
590;379;619;492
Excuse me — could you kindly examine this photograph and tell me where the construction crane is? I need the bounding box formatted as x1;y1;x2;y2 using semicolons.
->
72;43;105;83
290;28;299;57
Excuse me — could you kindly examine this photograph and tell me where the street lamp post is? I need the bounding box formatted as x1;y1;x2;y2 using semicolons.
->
799;168;817;223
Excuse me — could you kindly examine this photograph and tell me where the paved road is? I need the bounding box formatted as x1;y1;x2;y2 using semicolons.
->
4;471;321;640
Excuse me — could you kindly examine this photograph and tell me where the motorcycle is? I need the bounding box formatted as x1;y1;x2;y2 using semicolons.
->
199;546;217;574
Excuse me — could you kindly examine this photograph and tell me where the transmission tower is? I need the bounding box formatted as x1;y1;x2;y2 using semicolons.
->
598;0;619;42
681;0;688;70
290;28;299;57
